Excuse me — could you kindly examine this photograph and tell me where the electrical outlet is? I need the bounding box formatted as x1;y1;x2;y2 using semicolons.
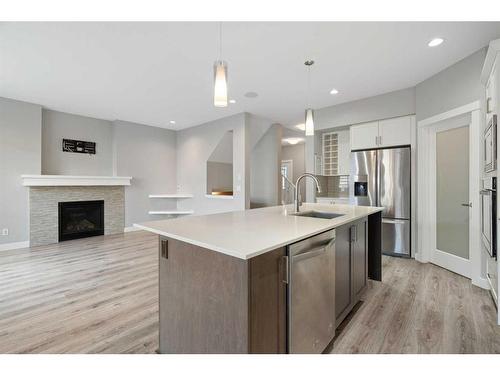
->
1;228;8;236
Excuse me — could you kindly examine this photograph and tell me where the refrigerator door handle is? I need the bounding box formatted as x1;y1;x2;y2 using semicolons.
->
376;149;380;207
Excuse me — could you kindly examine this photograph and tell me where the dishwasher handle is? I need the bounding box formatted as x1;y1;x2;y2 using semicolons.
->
291;238;335;262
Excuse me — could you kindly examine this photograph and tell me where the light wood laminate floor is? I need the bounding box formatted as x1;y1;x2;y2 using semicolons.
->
0;231;499;353
0;231;159;354
331;255;500;354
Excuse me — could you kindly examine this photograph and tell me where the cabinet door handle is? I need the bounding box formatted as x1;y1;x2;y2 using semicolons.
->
350;225;357;242
281;256;289;284
160;239;169;259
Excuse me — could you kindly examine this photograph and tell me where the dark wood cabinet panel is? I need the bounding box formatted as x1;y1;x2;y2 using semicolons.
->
159;237;249;354
352;218;368;298
368;212;382;281
335;217;368;327
158;237;286;354
335;224;352;322
248;247;287;353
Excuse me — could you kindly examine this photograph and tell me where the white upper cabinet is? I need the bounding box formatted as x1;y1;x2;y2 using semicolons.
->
350;116;413;150
378;116;412;148
350;121;379;151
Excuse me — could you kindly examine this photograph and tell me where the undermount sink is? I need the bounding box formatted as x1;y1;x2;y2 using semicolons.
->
292;210;345;219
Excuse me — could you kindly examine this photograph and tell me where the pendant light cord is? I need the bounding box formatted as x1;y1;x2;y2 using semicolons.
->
219;22;223;61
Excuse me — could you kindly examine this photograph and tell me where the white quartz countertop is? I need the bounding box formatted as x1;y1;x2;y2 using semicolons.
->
135;203;383;260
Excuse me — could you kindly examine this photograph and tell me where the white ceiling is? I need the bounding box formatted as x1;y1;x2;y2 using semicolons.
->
1;22;500;130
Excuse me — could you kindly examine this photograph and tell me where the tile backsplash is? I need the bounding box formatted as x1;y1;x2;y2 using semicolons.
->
316;175;350;198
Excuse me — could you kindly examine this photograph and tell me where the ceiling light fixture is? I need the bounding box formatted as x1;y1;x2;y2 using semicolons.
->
304;60;315;136
214;22;228;107
244;91;258;98
284;138;302;145
428;38;444;47
295;123;305;131
229;99;236;104
330;88;339;95
169;120;176;124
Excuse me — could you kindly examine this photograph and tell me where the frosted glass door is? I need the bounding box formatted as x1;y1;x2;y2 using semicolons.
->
436;126;469;259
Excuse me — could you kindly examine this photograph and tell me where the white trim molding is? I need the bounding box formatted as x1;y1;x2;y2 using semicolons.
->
417;102;484;288
21;175;132;187
480;38;500;84
417;101;480;127
0;241;30;252
124;226;142;233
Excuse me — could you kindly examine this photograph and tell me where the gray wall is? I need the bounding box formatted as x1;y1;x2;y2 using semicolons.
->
176;113;248;215
42;109;114;175
250;124;282;208
0;97;42;245
416;48;487;121
113;120;177;227
315;87;416;130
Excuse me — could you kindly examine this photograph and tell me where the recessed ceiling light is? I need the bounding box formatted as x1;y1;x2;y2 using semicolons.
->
244;91;258;98
169;120;176;124
295;123;305;131
229;99;236;104
330;88;339;95
284;138;303;145
428;38;444;47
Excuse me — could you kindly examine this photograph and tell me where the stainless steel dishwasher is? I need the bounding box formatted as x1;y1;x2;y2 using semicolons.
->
286;229;336;354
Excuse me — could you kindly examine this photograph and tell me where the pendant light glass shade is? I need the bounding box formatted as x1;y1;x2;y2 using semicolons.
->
214;60;228;107
305;108;314;136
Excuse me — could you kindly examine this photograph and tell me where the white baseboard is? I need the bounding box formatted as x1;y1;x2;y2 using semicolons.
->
473;276;491;290
0;241;30;252
124;226;142;233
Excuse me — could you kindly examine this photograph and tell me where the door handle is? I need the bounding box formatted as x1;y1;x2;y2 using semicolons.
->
281;256;289;284
350;225;357;242
461;202;472;207
382;218;407;225
160;239;168;259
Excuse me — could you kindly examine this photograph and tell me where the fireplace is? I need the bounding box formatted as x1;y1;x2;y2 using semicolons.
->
58;200;104;242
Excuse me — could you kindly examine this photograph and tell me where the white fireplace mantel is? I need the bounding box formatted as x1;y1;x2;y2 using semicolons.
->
21;175;132;187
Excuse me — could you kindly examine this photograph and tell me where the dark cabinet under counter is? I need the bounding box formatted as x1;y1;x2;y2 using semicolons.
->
335;217;368;327
155;210;382;354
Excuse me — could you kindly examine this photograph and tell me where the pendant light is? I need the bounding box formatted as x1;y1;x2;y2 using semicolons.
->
214;22;228;107
304;60;315;136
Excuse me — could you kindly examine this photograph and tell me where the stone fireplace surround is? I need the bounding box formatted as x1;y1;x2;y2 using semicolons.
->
22;175;131;247
29;186;125;247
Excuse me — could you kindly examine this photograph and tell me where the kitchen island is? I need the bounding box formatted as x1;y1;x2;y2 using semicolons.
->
135;203;383;354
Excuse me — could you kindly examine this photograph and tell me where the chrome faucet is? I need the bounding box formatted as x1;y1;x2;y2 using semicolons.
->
294;173;322;213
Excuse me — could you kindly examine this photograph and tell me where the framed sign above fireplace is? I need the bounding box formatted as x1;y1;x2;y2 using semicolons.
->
62;138;96;154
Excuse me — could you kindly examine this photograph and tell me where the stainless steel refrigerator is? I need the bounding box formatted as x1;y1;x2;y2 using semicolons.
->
350;147;411;257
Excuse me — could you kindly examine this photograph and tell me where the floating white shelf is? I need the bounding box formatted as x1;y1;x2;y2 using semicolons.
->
149;194;193;199
148;210;194;215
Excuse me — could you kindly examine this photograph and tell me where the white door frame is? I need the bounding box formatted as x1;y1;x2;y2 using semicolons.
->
281;159;294;183
417;101;487;289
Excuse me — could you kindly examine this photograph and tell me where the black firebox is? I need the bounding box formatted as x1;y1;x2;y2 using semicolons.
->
58;200;104;242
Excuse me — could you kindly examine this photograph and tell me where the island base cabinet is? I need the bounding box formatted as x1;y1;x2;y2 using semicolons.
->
158;237;286;354
335;217;368;327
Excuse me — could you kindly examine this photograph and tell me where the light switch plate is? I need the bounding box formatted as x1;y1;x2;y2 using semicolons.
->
2;228;8;236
